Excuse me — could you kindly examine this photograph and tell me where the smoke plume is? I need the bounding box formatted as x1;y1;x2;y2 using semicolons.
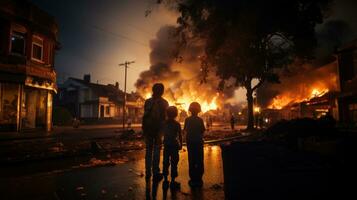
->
135;25;225;110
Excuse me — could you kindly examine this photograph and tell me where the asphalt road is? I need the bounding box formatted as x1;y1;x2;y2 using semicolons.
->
0;145;225;200
0;123;246;141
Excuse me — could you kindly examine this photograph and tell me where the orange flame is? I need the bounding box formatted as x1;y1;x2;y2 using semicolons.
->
145;93;219;113
268;87;330;109
267;62;338;110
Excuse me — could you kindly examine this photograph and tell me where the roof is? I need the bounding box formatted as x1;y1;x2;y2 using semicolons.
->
69;77;124;103
67;77;144;104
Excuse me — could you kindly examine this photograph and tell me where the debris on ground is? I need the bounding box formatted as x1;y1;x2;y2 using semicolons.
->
72;157;129;169
91;141;103;153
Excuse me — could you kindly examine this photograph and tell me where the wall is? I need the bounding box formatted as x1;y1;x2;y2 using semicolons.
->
81;104;93;118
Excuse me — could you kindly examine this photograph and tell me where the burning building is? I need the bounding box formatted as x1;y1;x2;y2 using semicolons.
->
258;59;340;125
259;38;357;126
0;0;59;132
135;26;226;117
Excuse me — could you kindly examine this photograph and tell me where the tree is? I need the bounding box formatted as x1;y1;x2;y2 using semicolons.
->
159;0;332;130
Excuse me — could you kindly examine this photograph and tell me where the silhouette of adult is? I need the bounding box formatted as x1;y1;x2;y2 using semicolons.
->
142;83;169;182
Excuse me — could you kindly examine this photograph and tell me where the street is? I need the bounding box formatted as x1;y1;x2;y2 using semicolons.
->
0;145;224;200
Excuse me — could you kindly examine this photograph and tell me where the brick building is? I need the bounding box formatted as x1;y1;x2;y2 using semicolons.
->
0;0;59;132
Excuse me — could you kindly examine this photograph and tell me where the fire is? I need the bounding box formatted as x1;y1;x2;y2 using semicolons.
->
268;87;330;109
310;88;328;98
266;61;338;110
254;107;261;113
144;93;219;113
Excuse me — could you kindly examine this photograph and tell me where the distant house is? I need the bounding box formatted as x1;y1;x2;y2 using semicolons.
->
0;0;59;132
56;74;144;123
337;40;357;124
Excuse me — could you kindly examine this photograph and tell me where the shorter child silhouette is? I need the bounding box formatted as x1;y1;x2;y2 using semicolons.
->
162;106;182;189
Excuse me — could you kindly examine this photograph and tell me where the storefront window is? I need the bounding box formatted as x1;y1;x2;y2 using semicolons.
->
0;83;19;131
22;87;47;129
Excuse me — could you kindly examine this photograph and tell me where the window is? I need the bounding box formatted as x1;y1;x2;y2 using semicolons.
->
10;31;26;55
0;83;18;131
31;36;43;62
106;106;110;115
83;89;89;101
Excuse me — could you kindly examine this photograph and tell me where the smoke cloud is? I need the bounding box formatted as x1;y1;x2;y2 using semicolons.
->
135;25;226;109
257;0;357;108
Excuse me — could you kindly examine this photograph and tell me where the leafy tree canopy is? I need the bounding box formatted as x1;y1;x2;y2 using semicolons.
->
158;0;332;129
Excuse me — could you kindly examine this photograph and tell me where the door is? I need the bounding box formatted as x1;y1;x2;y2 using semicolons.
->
100;105;104;118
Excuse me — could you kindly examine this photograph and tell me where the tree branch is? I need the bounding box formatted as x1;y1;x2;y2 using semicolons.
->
252;78;264;91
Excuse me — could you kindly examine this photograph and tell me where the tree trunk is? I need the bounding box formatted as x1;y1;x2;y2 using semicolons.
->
246;86;254;130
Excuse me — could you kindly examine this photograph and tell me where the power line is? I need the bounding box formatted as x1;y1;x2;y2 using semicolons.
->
91;25;149;47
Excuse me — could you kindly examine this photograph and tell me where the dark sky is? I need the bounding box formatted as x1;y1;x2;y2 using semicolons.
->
30;0;357;97
30;0;176;92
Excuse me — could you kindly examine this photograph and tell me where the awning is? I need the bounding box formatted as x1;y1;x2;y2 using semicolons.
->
24;76;57;93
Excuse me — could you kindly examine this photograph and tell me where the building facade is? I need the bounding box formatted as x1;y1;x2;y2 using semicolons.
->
56;75;144;123
0;0;59;132
337;40;357;124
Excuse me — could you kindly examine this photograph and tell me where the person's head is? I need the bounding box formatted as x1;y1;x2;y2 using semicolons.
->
167;106;178;120
189;102;201;116
152;83;164;97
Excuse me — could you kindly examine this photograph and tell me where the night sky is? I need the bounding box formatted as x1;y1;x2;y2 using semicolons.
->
30;0;176;92
30;0;357;95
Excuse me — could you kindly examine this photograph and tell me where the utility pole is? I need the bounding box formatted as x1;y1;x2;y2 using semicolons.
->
119;61;135;131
